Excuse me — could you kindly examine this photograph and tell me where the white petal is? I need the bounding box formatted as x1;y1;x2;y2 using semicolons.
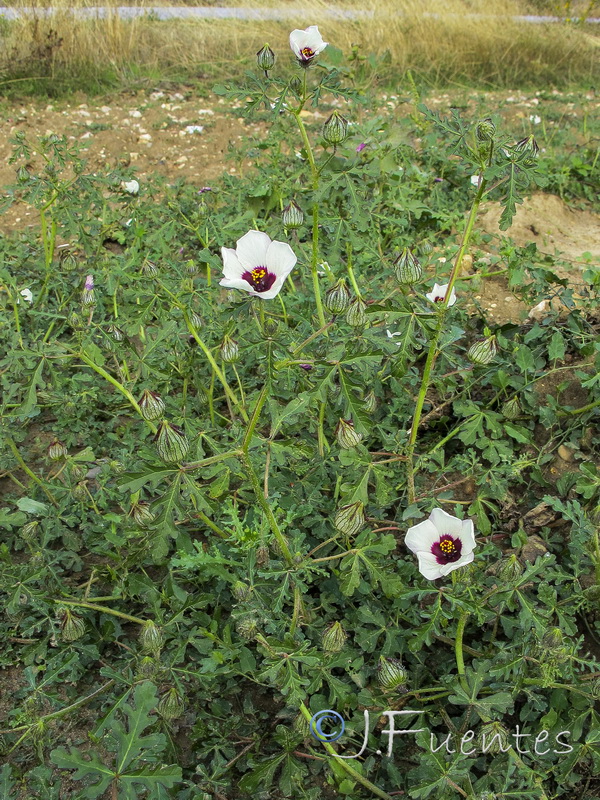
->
438;550;474;577
447;288;457;307
404;519;439;554
221;247;244;279
460;519;476;554
235;230;272;270
265;240;297;277
302;26;326;52
257;277;287;300
289;29;306;57
429;508;463;538
219;276;257;295
416;552;444;580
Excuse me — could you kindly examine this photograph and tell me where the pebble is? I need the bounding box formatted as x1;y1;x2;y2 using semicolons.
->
557;445;574;462
490;303;497;308
139;134;152;143
129;109;142;118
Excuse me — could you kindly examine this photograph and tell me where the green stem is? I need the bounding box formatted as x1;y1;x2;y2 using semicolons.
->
454;611;470;693
405;174;487;503
346;244;361;298
242;384;270;453
5;437;58;506
298;702;394;800
182;450;242;471
53;599;146;625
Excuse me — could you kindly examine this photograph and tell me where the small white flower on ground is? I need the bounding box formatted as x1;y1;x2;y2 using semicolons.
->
220;230;297;300
529;115;541;124
470;174;480;186
121;179;139;194
405;508;476;580
185;125;204;134
426;282;457;307
19;288;33;303
289;26;328;64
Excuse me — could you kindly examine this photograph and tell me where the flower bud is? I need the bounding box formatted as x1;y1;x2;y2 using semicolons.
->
346;297;367;327
81;275;95;307
232;581;251;602
584;585;600;603
322;621;347;653
467;336;497;365
154;421;189;463
186;259;199;275
60;251;78;272
130;501;156;527
138;389;166;421
256;44;276;73
158;688;184;721
17;165;30;183
108;324;125;342
256;545;270;567
220;335;239;363
72;481;88;500
541;627;563;650
262;317;279;338
497;554;523;582
418;240;433;256
333;502;366;536
394;248;423;285
377;656;408;690
59;609;86;642
335;418;363;449
591;677;600;699
189;310;203;329
20;520;39;542
325;279;351;314
363;391;377;414
514;135;540;165
48;439;68;461
323;111;349;146
140;259;159;277
502;396;521;420
69;461;86;481
236;615;259;640
136;656;159;680
475;722;510;754
139;620;164;655
283;200;304;230
475;118;496;142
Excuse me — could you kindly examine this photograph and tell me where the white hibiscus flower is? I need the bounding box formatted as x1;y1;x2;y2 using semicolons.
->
426;282;457;307
289;26;328;65
219;230;297;300
405;508;476;580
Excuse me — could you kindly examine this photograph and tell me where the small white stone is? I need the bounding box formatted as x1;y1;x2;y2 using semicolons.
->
490;303;497;308
129;109;142;118
184;125;204;135
529;115;541;125
139;134;152;143
197;108;215;116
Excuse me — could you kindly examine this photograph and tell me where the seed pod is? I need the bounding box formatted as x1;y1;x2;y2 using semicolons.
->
140;259;159;277
256;43;276;73
17;165;30;183
323;111;349;146
69;462;86;481
333;502;366;536
130;501;156;528
497;554;523;582
136;656;158;680
256;544;270;567
322;621;347;653
186;259;199;275
418;240;433;256
325;278;351;314
377;656;408;690
138;389;166;421
220;336;239;363
502;396;521;420
236;616;259;640
475;722;510;754
283;200;304;230
541;627;563;650
60;609;86;642
394;248;423;285
48;439;68;461
72;481;88;501
61;252;79;272
346;297;367;327
363;391;377;414
139;620;164;655
335;418;363;449
514;135;540;165
154;421;189;463
158;688;184;721
591;677;600;699
232;581;251;602
189;310;203;329
108;324;125;342
20;520;39;542
81;275;95;307
475;118;496;142
262;317;279;338
467;336;497;365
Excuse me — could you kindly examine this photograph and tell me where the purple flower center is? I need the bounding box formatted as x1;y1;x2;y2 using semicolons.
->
431;534;462;564
242;266;277;293
434;295;444;303
300;46;315;61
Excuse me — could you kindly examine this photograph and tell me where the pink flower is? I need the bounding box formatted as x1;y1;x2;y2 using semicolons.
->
356;142;367;153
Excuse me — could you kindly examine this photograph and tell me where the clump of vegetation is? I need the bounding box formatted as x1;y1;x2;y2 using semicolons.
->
0;24;599;800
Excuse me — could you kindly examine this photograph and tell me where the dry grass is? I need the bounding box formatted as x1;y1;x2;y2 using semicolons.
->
0;0;598;94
